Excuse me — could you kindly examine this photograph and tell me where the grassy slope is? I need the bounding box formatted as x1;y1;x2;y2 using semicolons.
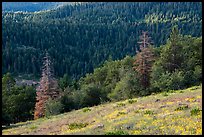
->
2;85;202;135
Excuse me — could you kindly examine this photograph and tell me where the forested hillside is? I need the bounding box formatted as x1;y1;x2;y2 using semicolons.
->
2;28;202;125
2;2;202;79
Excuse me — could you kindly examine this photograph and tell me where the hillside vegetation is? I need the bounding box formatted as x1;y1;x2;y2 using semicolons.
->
2;26;202;126
2;2;202;79
2;85;202;135
2;3;202;134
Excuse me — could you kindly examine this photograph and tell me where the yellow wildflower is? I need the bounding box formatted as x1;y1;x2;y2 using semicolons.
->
132;130;142;135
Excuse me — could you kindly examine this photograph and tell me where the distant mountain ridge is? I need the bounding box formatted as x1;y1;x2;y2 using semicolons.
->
2;2;80;12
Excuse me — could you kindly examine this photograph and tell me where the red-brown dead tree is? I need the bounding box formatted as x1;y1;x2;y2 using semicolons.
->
34;52;61;119
133;31;155;89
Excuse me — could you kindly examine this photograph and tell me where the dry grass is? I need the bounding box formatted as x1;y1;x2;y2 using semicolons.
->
2;84;202;135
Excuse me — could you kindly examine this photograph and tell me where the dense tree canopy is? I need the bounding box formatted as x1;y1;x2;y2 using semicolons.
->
2;32;202;125
150;28;202;91
2;2;202;79
2;73;36;125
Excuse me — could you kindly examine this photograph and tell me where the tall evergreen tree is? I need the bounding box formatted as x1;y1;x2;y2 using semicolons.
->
160;26;184;72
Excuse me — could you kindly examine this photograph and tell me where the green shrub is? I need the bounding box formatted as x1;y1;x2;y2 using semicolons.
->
105;130;129;135
178;90;184;93
193;65;202;84
117;111;127;116
151;68;185;92
144;110;154;115
45;98;63;117
68;123;88;130
190;108;201;116
174;105;188;111
162;92;168;96
108;70;142;101
79;84;102;107
60;91;76;112
168;90;175;93
30;125;38;130
82;107;91;112
134;110;140;113
116;103;126;107
128;99;137;104
189;86;200;90
58;74;72;91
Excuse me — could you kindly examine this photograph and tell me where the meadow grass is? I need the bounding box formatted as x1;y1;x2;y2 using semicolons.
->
2;85;202;135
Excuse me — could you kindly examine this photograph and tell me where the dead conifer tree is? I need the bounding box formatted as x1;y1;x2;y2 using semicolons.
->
34;52;61;119
133;31;154;89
